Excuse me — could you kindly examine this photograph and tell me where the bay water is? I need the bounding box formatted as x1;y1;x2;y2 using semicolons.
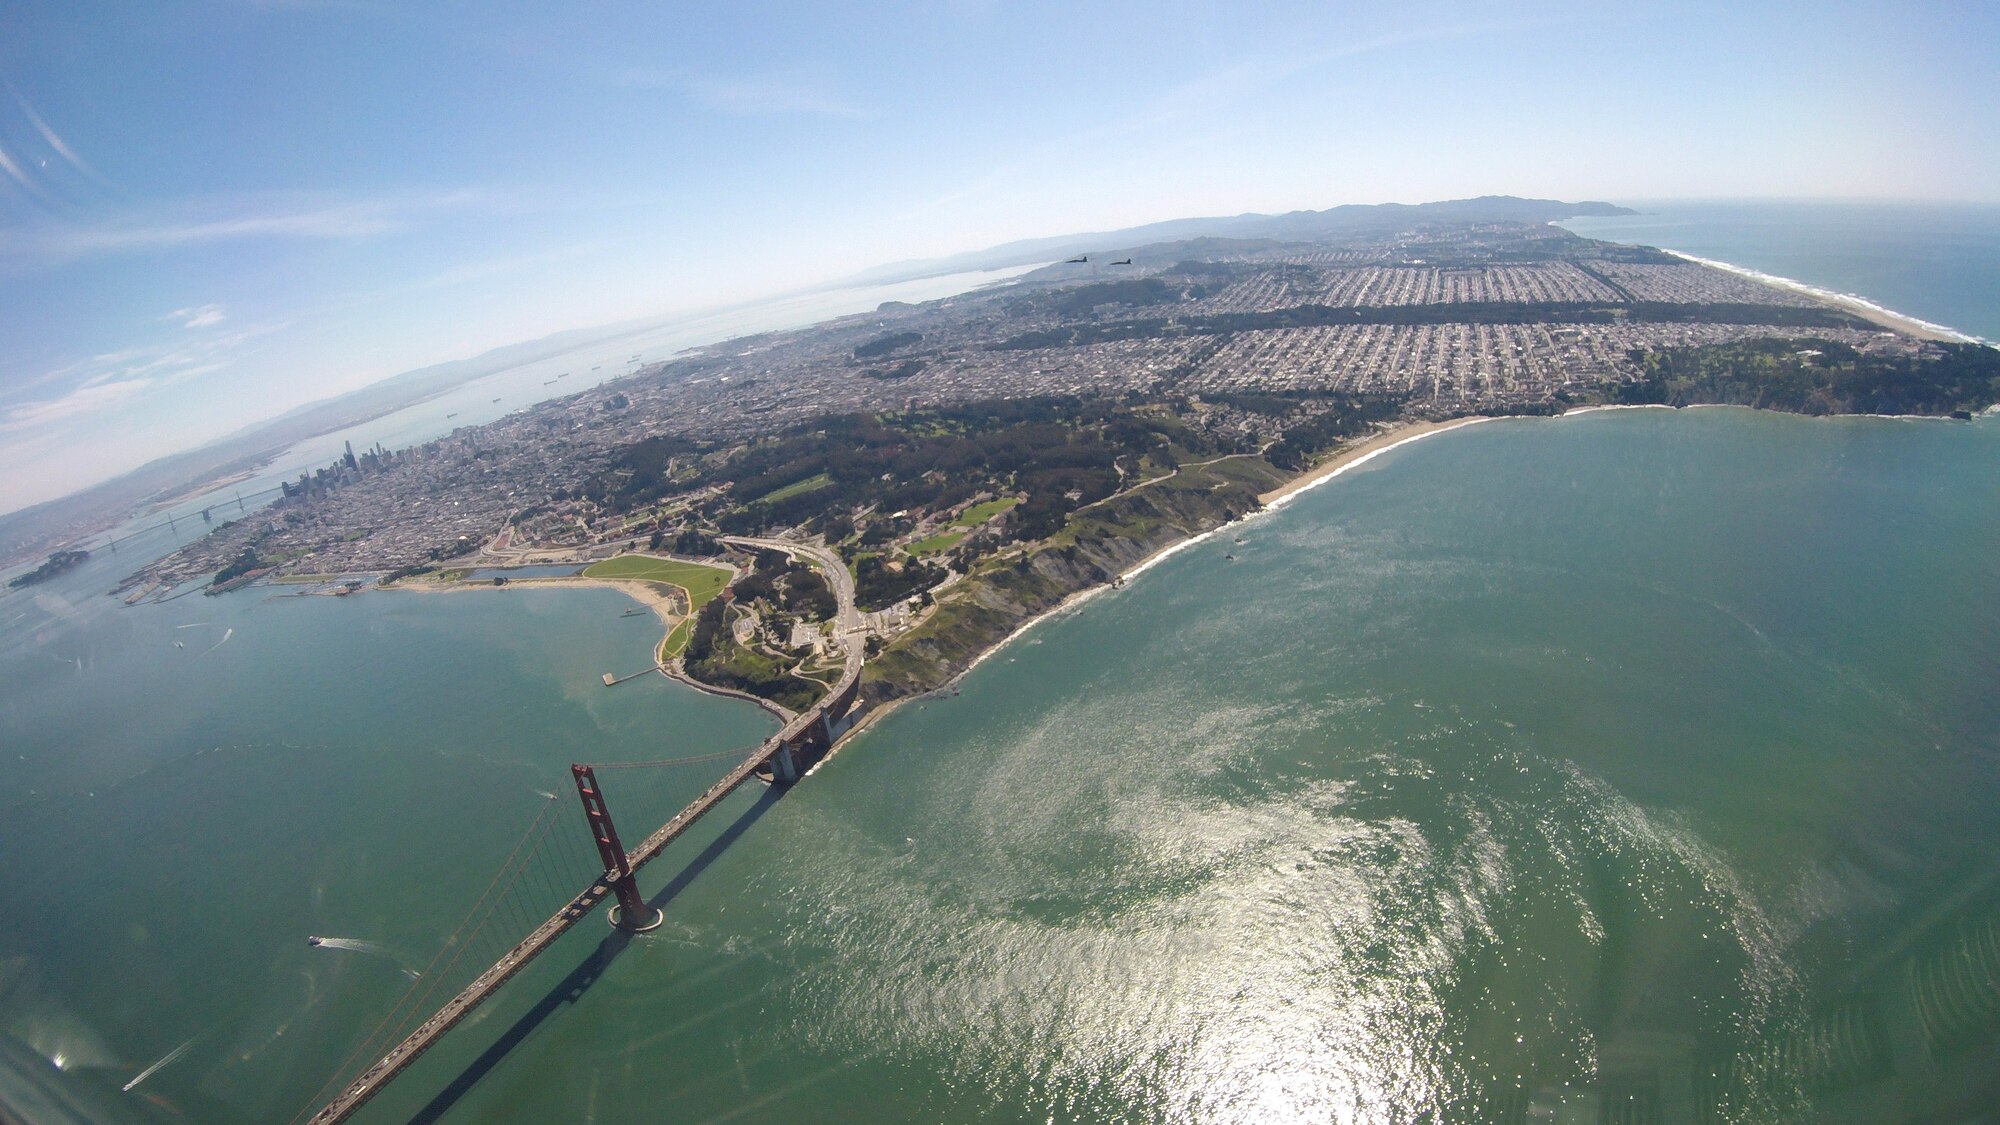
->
2;205;1998;1122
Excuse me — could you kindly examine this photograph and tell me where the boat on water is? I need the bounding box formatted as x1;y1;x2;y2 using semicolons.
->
306;935;324;947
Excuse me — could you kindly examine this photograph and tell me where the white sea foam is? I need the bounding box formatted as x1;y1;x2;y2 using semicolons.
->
954;419;1506;682
1261;417;1501;514
122;1037;195;1092
310;936;391;955
1663;250;1987;345
1558;403;1675;417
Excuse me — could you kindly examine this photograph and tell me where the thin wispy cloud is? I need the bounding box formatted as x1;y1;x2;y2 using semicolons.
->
64;203;401;251
0;81;121;218
616;68;869;120
0;142;55;207
2;378;155;431
171;304;227;329
3;320;281;435
2;190;490;266
11;85;112;188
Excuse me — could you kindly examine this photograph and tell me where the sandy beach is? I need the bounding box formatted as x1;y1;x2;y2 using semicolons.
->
1665;250;1977;343
1258;416;1497;509
377;415;1536;777
386;417;1546;769
368;418;1526;772
391;573;810;725
818;418;1511;769
395;574;683;626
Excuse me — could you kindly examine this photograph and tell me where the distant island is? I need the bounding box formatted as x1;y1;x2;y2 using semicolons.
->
9;548;89;589
119;196;1999;718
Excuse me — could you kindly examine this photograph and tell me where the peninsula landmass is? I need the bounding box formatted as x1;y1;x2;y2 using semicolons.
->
118;199;2000;721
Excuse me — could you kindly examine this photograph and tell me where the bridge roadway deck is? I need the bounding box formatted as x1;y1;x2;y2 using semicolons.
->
307;538;860;1125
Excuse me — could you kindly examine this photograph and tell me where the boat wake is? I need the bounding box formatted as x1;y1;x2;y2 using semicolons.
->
122;1036;195;1092
308;936;421;978
194;627;233;658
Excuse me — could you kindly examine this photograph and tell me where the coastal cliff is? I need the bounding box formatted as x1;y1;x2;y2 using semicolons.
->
863;454;1285;701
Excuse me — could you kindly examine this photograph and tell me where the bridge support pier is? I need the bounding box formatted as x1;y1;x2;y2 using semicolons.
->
770;743;800;786
570;765;664;932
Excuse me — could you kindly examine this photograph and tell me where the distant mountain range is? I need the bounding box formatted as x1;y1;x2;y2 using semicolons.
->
0;195;1632;567
845;195;1636;286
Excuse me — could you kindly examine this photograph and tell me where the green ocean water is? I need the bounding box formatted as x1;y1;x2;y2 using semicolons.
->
9;406;1997;1123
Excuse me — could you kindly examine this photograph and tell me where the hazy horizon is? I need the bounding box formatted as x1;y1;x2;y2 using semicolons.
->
3;0;1996;513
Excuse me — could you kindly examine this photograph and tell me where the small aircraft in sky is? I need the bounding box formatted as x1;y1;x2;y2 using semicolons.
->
1065;255;1088;263
1111;258;1133;265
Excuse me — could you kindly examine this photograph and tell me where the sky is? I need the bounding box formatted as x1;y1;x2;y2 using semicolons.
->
0;0;1995;515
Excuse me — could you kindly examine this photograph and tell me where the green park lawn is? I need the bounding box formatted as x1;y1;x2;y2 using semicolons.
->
952;497;1020;527
907;529;967;556
756;472;833;505
658;617;694;661
582;554;732;610
906;497;1021;556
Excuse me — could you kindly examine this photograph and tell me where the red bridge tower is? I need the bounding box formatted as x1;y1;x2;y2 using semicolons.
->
571;764;665;932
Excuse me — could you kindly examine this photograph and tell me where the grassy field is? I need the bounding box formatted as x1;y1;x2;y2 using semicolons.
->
905;497;1020;556
952;496;1020;527
756;472;833;505
582;554;732;610
907;529;967;556
658;617;693;661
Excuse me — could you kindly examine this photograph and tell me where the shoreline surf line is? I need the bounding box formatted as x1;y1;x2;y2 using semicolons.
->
1257;416;1501;512
820;416;1517;766
938;419;1507;684
1558;403;1676;416
1660;250;1984;345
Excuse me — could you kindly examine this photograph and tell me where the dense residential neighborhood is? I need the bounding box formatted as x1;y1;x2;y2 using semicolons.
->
132;220;1956;593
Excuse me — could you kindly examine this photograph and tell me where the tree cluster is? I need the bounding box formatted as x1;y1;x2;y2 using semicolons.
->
701;397;1209;539
735;550;837;620
854;330;923;359
987;301;1867;352
1613;339;2000;416
854;554;945;612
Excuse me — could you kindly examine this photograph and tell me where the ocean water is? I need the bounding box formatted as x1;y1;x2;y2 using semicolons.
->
1561;200;2000;343
4;408;1996;1123
357;407;2000;1124
3;205;2000;1123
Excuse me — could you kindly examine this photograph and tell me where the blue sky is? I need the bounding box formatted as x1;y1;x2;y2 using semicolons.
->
0;0;1994;514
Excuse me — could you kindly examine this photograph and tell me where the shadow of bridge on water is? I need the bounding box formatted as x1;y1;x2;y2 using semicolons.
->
406;782;785;1124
